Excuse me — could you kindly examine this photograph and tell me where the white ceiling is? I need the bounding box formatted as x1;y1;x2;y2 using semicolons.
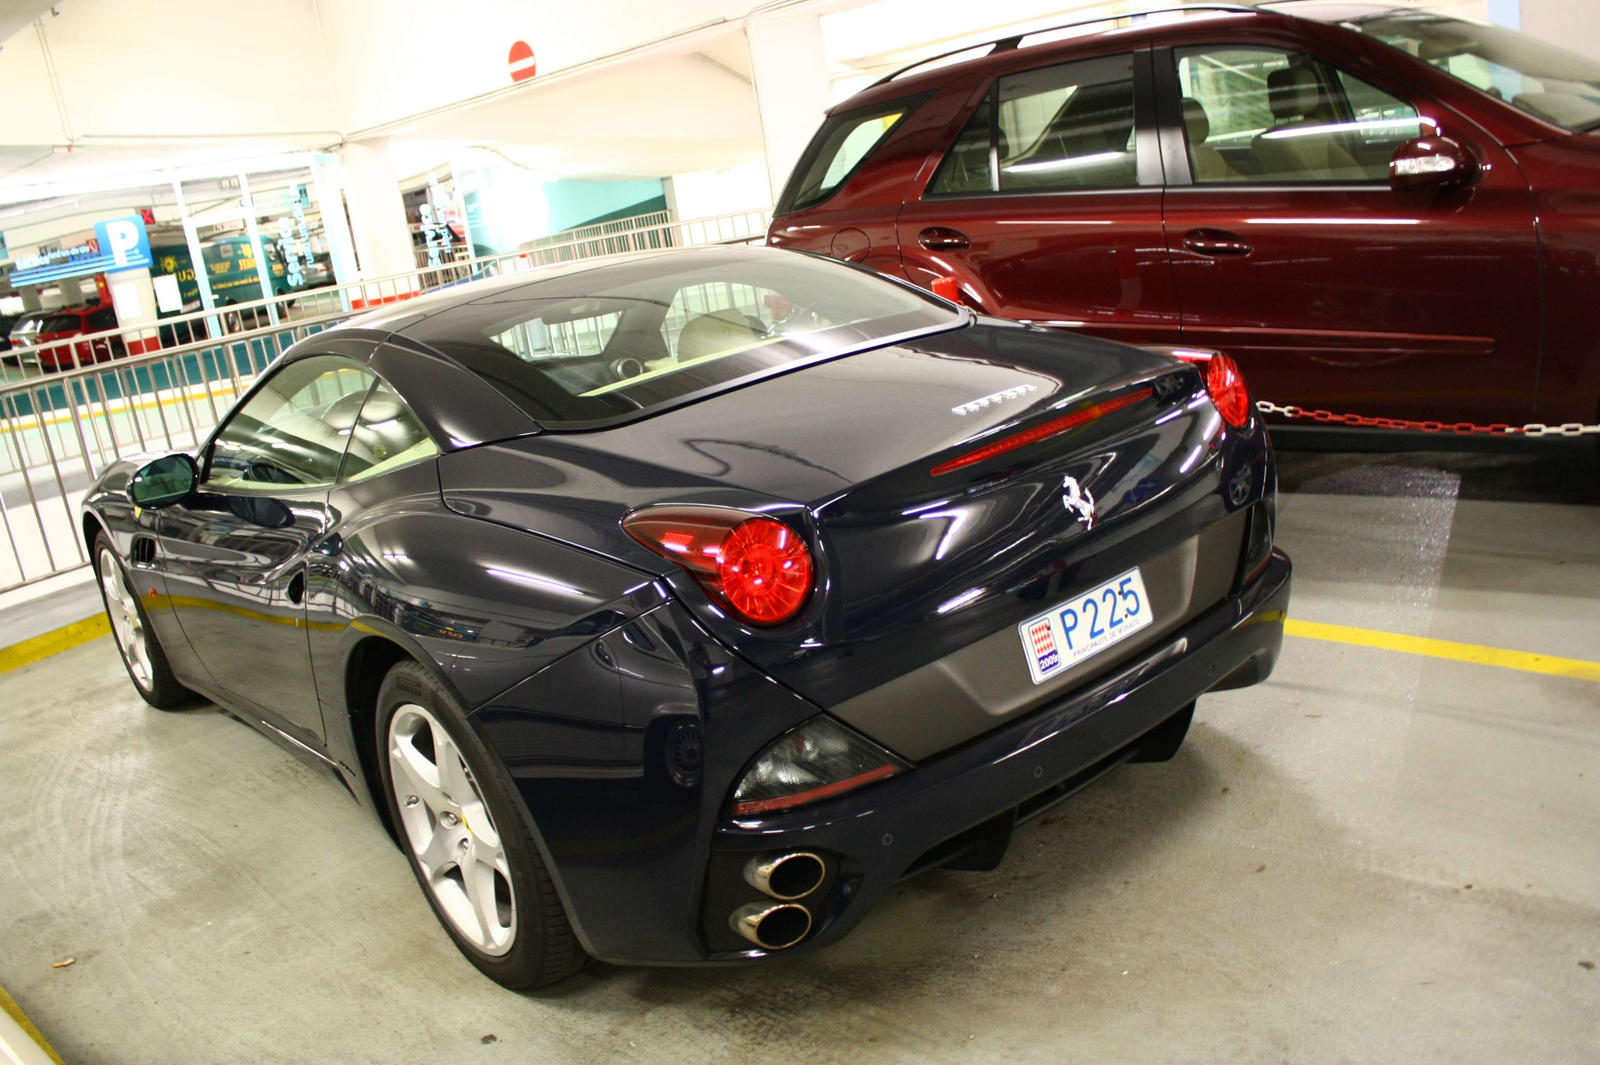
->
0;0;54;49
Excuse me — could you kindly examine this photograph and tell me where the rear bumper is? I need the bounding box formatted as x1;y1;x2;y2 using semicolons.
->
701;548;1291;961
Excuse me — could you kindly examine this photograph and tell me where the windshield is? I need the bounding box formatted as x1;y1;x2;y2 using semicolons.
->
401;247;963;429
1349;13;1600;131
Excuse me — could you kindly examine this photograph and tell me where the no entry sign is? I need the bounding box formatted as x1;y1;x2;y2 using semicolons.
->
508;41;537;83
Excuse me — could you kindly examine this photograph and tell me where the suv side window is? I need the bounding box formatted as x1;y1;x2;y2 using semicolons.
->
87;307;118;330
777;98;922;214
930;53;1139;195
205;355;374;490
1174;46;1424;183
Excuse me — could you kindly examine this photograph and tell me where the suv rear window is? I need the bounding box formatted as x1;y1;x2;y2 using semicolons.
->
776;96;927;214
400;247;962;430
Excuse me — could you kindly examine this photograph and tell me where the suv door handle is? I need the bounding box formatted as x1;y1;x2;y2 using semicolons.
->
919;227;971;251
1182;229;1253;256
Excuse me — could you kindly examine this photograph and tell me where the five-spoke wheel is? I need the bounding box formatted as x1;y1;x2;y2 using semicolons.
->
388;702;516;956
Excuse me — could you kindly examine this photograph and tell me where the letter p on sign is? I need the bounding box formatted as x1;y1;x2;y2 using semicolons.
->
104;220;142;267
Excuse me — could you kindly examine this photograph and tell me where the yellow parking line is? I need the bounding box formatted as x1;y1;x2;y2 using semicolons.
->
0;981;65;1065
0;614;108;676
1285;618;1600;683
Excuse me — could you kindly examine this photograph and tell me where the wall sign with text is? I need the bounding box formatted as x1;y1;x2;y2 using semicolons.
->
10;216;153;287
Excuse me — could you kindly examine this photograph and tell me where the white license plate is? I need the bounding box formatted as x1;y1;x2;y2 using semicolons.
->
1018;566;1153;685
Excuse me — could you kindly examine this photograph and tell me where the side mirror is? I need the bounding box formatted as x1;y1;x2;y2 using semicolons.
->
1390;136;1478;192
129;454;198;510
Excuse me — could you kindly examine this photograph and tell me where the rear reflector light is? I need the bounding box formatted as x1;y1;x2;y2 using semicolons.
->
730;715;910;817
930;387;1153;476
624;507;814;626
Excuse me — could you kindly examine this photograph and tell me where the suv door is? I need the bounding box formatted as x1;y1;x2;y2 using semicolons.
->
895;48;1183;346
1156;41;1540;424
157;353;375;744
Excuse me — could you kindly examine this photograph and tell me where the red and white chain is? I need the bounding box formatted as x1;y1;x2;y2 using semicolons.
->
1254;399;1600;438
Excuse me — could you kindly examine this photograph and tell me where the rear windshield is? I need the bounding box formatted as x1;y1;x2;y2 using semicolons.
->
1351;13;1600;131
401;247;962;429
776;96;927;214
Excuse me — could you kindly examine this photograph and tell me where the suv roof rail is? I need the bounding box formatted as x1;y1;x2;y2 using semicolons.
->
872;3;1263;86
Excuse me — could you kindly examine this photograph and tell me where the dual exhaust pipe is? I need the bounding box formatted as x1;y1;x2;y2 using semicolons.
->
729;851;826;950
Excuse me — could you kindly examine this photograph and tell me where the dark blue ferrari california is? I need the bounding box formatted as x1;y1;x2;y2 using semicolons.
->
83;245;1290;988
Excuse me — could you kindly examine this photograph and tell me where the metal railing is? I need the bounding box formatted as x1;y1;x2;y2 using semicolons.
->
0;207;773;593
527;210;673;248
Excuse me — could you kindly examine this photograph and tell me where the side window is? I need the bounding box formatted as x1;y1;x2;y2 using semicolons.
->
930;53;1139;195
779;100;917;213
87;307;118;330
205;355;373;490
341;380;438;484
1175;47;1423;183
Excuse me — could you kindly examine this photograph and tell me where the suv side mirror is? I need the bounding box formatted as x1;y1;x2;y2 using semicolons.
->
1390;136;1478;192
129;454;198;509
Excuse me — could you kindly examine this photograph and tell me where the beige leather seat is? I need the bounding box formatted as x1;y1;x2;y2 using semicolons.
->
1250;66;1365;181
1183;96;1236;182
675;309;765;360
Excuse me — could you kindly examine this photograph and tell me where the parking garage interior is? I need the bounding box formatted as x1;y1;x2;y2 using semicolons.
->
0;2;1596;1063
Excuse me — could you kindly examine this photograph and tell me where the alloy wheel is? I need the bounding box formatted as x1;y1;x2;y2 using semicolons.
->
387;703;516;956
100;548;153;690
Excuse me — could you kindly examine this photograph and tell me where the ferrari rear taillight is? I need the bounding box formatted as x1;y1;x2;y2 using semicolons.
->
624;507;814;626
1167;349;1252;429
1205;353;1251;428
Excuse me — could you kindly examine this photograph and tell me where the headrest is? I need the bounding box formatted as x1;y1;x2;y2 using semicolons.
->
1182;97;1210;144
1267;66;1321;120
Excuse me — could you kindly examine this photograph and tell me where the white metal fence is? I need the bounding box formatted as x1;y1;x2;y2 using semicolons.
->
0;208;772;593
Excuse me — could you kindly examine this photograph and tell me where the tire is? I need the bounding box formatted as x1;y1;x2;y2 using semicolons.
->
93;532;190;709
375;660;586;989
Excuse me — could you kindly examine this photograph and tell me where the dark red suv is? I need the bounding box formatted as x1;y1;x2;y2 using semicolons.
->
767;2;1600;436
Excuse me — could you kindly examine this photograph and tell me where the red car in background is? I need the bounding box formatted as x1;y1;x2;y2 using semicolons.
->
767;2;1600;440
31;303;124;373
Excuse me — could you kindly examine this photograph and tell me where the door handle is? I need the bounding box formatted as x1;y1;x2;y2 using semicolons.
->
919;227;971;251
1182;229;1253;257
287;572;305;606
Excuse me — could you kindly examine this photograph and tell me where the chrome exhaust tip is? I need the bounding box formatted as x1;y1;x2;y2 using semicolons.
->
729;901;812;950
743;851;826;900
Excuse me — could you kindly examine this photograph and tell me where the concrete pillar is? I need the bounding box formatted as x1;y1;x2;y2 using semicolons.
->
745;9;833;203
339;140;416;283
19;287;42;312
105;268;160;353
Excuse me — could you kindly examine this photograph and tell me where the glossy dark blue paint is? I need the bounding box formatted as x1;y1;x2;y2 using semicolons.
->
80;247;1290;969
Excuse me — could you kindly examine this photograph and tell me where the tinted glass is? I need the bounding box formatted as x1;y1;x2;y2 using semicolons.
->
87;307;117;329
341;380;438;483
778;99;920;213
929;95;994;195
1175;47;1419;183
997;54;1138;191
1352;13;1600;131
206;356;373;489
39;315;80;333
401;247;962;429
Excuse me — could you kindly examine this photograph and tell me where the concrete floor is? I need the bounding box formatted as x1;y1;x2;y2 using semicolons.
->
1;450;1596;1065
